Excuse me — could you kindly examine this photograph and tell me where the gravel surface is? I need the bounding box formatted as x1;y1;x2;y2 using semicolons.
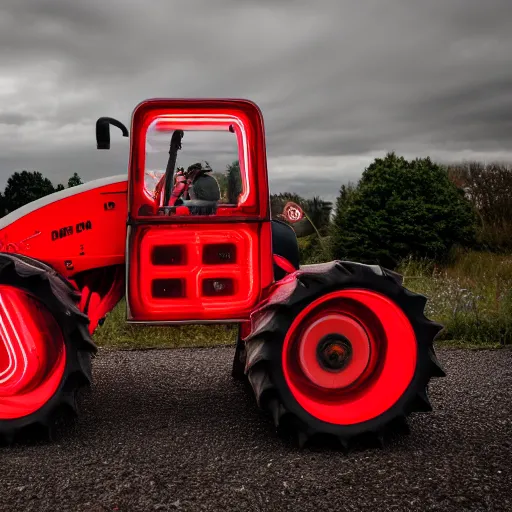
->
1;347;511;512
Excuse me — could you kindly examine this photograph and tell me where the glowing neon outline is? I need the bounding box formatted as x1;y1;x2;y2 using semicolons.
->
0;293;28;388
144;115;250;204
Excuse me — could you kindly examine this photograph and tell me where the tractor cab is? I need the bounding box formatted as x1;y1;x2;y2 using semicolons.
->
123;99;274;323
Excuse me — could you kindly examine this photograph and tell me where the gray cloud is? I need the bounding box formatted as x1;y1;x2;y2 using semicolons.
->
0;112;36;126
1;0;512;200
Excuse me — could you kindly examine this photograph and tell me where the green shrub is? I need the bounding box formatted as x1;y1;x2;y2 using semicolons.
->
298;234;331;264
331;153;478;269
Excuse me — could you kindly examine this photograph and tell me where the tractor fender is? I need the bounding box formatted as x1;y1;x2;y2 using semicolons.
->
0;175;128;277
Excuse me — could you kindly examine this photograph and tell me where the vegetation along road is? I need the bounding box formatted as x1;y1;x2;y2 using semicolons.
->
1;346;511;512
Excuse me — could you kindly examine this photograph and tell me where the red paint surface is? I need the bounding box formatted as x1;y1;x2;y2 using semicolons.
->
298;313;371;389
0;180;127;279
128;222;272;321
73;265;125;334
273;254;297;274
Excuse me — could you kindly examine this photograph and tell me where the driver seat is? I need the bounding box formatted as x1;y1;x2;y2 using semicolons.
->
181;199;218;215
182;171;221;214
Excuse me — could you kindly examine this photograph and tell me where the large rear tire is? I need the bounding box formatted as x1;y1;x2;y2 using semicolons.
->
0;253;96;445
243;261;445;449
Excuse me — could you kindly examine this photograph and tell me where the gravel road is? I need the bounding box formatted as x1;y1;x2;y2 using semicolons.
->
1;347;511;512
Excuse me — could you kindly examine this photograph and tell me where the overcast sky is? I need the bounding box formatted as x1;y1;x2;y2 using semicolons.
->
1;0;512;205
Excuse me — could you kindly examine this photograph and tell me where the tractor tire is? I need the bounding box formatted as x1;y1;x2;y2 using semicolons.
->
0;253;96;445
243;260;445;449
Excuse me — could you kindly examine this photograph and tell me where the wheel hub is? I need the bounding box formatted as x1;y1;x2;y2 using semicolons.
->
297;313;372;390
317;334;353;371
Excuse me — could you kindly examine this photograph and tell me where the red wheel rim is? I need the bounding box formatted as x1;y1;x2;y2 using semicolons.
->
282;289;417;425
298;313;371;389
0;285;66;419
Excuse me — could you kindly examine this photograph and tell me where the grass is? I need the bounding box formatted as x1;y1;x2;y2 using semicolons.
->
398;249;512;348
94;249;512;350
94;301;237;350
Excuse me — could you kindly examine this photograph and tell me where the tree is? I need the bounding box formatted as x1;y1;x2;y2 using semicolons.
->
304;196;333;235
3;170;56;213
330;183;357;255
0;192;6;218
226;160;242;204
333;183;357;219
447;161;512;250
211;172;228;201
67;173;83;188
56;184;65;191
331;152;477;268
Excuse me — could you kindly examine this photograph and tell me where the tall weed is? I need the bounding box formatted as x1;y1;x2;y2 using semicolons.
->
398;250;512;346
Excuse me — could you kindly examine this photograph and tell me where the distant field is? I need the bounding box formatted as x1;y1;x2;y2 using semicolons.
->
93;250;512;350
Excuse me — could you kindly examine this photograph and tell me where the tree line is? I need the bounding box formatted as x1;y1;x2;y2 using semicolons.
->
0;170;83;217
326;154;512;268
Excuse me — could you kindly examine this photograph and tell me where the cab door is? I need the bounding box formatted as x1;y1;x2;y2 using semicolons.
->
125;99;273;323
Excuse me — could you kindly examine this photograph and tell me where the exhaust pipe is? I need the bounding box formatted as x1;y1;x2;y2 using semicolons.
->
96;117;129;150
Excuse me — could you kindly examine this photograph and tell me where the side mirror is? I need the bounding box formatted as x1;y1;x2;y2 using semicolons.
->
96;117;129;150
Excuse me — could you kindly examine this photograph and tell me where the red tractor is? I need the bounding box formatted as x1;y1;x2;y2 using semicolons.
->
0;99;445;448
